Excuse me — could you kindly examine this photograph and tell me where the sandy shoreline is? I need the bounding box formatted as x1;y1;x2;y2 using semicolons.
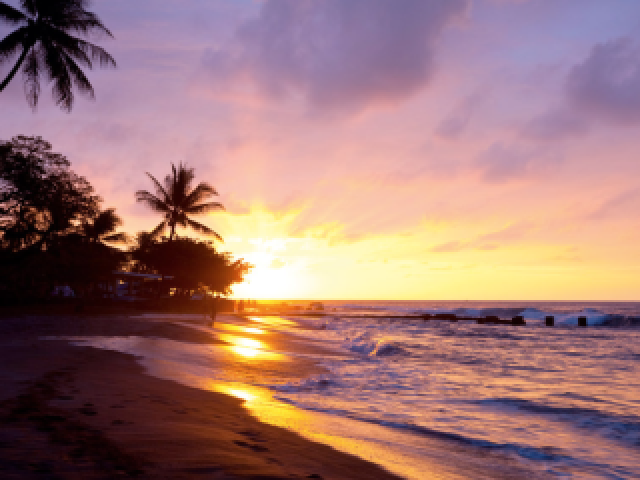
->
0;313;401;479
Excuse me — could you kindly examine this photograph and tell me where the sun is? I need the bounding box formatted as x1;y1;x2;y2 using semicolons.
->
232;262;308;300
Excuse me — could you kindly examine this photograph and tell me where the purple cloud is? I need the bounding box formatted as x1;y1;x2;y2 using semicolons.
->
475;142;554;183
521;108;589;141
435;91;484;139
201;0;469;113
567;37;640;125
585;188;640;221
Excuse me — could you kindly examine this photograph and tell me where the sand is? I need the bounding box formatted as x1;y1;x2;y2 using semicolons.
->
0;313;401;479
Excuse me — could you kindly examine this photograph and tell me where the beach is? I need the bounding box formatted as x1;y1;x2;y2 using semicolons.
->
3;304;635;479
0;312;401;479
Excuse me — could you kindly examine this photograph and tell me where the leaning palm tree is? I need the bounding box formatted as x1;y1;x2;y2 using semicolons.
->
0;0;115;111
136;163;224;242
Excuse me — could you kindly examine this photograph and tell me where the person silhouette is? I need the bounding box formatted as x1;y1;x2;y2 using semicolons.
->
210;296;218;327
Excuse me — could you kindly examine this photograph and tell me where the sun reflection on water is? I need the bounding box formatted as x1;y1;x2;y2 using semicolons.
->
212;384;258;403
247;316;297;327
205;381;440;480
217;333;285;361
218;324;266;335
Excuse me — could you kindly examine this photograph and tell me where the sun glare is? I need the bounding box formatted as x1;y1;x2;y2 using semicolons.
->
233;260;310;300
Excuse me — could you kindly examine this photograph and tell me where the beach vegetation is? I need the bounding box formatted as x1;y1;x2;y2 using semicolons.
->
0;135;101;252
1;136;250;307
0;135;125;302
131;235;252;297
0;0;116;111
135;163;224;242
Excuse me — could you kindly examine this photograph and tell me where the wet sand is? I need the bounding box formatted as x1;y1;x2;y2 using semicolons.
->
0;313;401;479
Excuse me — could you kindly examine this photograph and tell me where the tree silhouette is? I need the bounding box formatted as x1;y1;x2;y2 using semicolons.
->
0;135;100;252
136;163;224;242
131;236;251;296
81;208;128;244
0;136;125;302
0;0;115;111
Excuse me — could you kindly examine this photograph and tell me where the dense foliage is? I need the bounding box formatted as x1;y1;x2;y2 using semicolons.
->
132;236;251;296
0;135;125;301
0;135;101;251
1;136;250;304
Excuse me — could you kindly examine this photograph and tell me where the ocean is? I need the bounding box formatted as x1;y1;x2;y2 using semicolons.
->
65;301;640;478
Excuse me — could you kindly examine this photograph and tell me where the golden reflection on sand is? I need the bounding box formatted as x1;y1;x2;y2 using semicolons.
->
214;385;257;403
217;324;266;335
206;381;452;480
217;333;285;361
243;327;265;335
247;316;297;328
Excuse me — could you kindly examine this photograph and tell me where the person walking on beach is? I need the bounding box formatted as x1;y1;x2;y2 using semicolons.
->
210;296;218;327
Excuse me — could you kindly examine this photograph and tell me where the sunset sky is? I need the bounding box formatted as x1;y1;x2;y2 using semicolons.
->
2;0;640;300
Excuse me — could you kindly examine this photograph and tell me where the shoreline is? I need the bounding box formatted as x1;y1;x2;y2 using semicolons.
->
0;312;549;479
0;313;402;479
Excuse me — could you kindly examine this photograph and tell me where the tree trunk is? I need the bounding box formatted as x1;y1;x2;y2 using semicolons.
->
0;44;30;93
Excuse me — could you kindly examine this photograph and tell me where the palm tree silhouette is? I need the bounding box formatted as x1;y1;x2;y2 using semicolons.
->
0;0;115;111
81;208;128;244
136;163;224;242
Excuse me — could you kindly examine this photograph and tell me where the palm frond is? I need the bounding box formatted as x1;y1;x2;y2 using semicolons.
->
169;163;195;207
149;221;166;240
80;39;115;67
185;201;225;215
183;182;218;206
0;27;28;61
46;27;92;67
187;218;223;242
42;39;74;110
61;48;94;100
52;32;115;68
144;173;169;201
135;191;170;214
19;0;37;18
51;7;113;38
0;3;27;25
22;46;41;109
164;164;177;197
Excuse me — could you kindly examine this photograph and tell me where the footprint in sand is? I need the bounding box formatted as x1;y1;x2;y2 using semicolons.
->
238;430;267;442
233;440;269;452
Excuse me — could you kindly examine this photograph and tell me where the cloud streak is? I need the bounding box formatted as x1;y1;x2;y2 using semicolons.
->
429;223;533;253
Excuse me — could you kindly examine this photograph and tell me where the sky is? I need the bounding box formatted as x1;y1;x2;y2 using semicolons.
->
2;0;640;300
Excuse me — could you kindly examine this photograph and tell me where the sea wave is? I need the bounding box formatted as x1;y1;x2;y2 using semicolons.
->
343;336;409;357
264;394;630;476
337;304;640;328
477;397;640;448
270;375;342;393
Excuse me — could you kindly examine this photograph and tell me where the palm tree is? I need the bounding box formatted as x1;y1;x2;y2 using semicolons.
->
136;163;224;242
81;208;128;244
0;0;115;111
